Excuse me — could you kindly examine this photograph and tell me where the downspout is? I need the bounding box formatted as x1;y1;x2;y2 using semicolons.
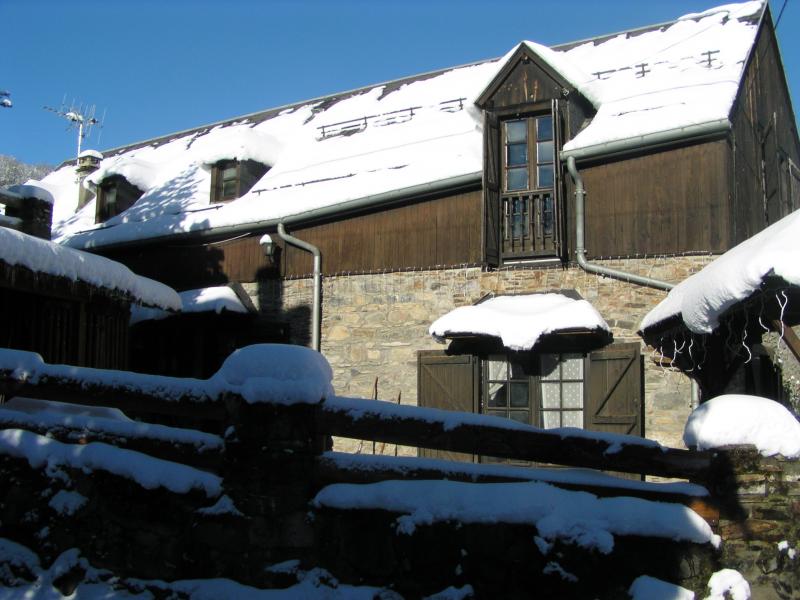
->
566;156;673;291
276;223;321;352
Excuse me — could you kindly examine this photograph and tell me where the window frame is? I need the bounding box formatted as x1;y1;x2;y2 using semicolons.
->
210;159;269;203
95;175;143;223
481;352;587;430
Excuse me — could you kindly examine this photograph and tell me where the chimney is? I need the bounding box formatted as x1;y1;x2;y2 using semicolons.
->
1;185;54;240
76;149;103;209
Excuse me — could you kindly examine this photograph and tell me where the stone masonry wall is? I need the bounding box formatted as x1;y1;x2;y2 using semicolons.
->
244;256;716;454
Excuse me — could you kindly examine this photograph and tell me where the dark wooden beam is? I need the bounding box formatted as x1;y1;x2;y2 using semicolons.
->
772;320;800;364
316;400;713;479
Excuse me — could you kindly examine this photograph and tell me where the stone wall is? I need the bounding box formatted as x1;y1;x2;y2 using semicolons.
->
245;255;716;453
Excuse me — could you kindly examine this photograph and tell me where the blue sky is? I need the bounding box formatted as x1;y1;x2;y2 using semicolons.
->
1;0;798;166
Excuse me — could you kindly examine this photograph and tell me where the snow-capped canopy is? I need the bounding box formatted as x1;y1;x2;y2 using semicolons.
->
130;286;249;325
429;293;610;351
0;226;180;310
4;184;54;205
35;1;762;250
683;394;800;458
641;207;800;335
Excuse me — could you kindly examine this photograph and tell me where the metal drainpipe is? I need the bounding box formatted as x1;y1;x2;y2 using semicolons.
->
276;223;321;352
566;156;674;291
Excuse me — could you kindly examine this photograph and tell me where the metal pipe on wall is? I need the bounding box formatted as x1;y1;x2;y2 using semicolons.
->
276;223;321;352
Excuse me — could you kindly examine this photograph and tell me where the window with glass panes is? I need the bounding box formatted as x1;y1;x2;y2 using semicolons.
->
482;353;584;429
500;114;558;258
211;159;270;203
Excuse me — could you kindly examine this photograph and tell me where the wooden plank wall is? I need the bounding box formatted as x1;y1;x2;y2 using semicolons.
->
578;140;731;258
102;190;482;286
730;17;800;245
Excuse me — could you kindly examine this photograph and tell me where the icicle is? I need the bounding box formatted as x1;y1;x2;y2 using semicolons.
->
686;337;696;372
741;310;752;364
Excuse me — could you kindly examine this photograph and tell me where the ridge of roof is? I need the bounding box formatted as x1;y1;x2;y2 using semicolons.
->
62;3;764;169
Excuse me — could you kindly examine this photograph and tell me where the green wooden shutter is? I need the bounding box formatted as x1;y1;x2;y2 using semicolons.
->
483;111;501;268
417;351;479;462
586;342;643;437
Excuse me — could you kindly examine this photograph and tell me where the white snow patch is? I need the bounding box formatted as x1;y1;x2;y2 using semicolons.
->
313;480;719;553
641;208;800;334
705;568;750;600
196;495;244;517
429;293;609;351
423;584;475;600
683;395;800;458
48;490;88;516
629;575;695;600
211;344;334;404
5;184;54;204
4;397;131;421
543;561;578;583
0;429;222;497
130;285;248;324
0;226;180;310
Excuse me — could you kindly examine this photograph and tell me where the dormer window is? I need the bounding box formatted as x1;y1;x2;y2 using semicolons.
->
500;112;559;260
210;159;269;203
95;176;143;223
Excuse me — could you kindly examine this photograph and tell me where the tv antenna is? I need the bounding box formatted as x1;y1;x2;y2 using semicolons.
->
0;90;11;108
44;96;106;160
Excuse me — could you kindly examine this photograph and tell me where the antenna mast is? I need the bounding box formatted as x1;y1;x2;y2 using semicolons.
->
44;97;105;164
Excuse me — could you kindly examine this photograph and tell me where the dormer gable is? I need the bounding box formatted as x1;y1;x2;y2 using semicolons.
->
476;43;593;113
95;175;144;224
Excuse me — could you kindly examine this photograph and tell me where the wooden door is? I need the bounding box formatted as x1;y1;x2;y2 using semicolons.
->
417;351;479;462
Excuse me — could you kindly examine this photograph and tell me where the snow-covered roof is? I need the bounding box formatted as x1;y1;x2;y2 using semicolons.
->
36;1;763;250
640;207;800;335
0;226;180;310
429;293;611;351
130;285;249;325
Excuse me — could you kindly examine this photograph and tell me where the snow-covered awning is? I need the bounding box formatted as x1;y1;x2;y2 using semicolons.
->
130;285;251;325
640;208;800;336
0;227;180;310
429;293;611;352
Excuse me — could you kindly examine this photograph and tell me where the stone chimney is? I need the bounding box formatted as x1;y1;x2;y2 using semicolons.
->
76;149;103;209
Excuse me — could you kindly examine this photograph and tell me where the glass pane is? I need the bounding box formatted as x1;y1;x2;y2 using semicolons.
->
537;141;554;163
538;165;554;188
562;356;584;380
563;411;584;429
488;382;507;408
509;410;530;424
222;165;238;180
506;120;527;143
487;409;506;420
507;143;527;166
507;168;528;191
540;355;560;380
541;382;561;408
509;360;527;380
510;383;529;408
537;116;553;141
487;359;507;381
562;382;584;409
541;411;560;429
105;186;117;209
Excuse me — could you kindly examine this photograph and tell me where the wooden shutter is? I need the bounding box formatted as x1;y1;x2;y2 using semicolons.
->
417;351;479;462
551;98;564;257
586;342;643;437
483;111;501;268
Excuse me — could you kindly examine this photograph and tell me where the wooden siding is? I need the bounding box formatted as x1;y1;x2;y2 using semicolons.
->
102;189;482;286
730;15;800;245
577;140;731;258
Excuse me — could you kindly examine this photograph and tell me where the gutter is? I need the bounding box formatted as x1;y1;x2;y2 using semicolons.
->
566;156;673;292
560;119;731;163
276;223;322;352
65;171;482;251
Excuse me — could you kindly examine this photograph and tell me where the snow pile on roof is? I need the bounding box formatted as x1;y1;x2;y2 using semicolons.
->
0;428;222;497
313;479;720;553
38;2;760;250
641;207;800;334
429;293;610;351
683;395;800;457
130;285;248;324
556;1;762;156
0;226;180;310
4;184;54;204
211;344;334;404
